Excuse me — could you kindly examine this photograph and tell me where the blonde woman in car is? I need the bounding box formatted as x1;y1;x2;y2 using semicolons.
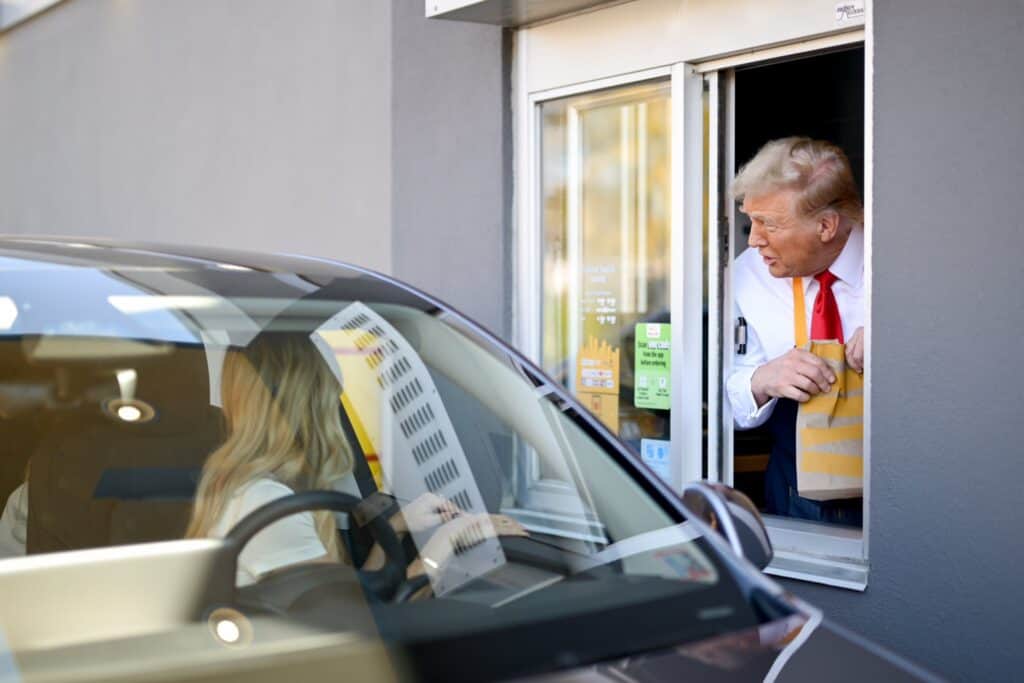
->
187;333;458;586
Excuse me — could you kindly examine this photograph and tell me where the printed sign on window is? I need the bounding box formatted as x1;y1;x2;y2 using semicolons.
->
576;337;620;432
634;323;671;410
641;438;672;484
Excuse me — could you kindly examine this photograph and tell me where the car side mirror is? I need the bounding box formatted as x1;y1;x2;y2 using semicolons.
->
680;482;773;570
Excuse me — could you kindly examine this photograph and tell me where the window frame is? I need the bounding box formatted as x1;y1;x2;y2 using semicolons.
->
516;64;706;496
698;33;870;591
515;26;872;590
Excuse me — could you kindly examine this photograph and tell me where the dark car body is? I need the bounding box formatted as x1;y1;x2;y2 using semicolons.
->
0;237;936;682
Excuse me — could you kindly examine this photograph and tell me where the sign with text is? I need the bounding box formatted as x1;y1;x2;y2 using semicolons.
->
634;323;671;410
576;337;620;432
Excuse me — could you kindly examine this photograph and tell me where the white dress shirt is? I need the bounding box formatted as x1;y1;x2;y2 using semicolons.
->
727;225;865;429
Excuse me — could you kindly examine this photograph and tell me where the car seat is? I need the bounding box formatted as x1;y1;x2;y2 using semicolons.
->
26;345;223;554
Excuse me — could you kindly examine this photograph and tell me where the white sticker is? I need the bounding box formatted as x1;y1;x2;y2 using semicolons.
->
640;438;672;484
835;0;865;24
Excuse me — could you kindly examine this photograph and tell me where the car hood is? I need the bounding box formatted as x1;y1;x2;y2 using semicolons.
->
516;612;940;683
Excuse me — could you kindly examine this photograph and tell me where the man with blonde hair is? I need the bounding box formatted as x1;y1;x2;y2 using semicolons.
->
727;137;863;524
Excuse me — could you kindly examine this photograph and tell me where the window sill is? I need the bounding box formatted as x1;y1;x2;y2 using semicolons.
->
762;515;867;591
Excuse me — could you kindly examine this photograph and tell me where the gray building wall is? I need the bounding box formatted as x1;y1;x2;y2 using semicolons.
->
780;2;1024;680
390;2;510;338
0;0;510;337
0;0;394;271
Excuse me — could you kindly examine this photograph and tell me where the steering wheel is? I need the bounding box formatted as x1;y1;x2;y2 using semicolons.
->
223;490;408;605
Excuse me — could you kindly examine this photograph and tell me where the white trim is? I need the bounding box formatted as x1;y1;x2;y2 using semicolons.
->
861;0;874;562
513;30;541;362
692;29;865;73
670;63;705;489
706;71;722;483
565;102;582;391
529;66;673;104
722;70;737;487
518;0;865;94
765;515;863;558
767;552;868;592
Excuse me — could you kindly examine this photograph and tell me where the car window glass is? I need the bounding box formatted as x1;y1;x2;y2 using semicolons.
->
0;257;766;681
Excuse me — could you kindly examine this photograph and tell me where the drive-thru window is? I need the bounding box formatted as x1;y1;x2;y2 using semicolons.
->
447;0;871;588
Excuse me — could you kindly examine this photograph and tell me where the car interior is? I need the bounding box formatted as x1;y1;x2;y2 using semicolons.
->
0;281;783;681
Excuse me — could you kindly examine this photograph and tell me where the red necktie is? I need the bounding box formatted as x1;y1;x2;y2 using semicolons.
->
810;270;844;343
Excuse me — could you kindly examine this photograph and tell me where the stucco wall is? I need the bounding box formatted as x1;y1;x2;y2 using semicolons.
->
390;1;510;338
0;1;393;272
781;2;1024;680
0;0;511;338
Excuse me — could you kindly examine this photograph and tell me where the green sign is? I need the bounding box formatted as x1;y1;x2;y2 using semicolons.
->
634;323;671;410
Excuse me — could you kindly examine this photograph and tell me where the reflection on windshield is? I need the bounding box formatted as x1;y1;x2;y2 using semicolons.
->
0;261;772;682
1;268;198;343
312;302;506;595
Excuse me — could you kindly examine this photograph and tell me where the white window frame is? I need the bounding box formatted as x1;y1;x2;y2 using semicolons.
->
514;26;872;590
515;63;706;495
698;30;870;591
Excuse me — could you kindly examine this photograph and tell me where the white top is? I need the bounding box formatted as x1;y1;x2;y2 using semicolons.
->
0;482;27;558
726;226;865;430
212;474;359;586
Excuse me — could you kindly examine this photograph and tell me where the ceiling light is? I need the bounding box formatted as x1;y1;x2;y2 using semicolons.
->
103;398;155;424
117;405;142;422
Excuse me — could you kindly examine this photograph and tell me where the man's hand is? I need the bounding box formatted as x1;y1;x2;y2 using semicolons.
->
751;348;836;405
845;327;865;374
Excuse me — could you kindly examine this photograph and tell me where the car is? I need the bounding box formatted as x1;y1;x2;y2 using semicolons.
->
0;237;937;682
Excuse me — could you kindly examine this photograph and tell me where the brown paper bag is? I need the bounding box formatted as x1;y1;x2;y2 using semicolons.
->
796;341;864;501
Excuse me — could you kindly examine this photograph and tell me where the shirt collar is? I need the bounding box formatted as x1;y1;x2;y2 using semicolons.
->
827;224;864;287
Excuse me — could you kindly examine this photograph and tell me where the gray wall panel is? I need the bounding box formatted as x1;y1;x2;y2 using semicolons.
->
781;2;1024;680
0;0;393;271
390;1;510;338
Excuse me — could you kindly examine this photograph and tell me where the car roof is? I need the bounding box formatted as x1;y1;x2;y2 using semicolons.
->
0;235;372;277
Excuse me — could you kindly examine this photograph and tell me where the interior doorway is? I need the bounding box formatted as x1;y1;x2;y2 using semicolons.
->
726;45;866;512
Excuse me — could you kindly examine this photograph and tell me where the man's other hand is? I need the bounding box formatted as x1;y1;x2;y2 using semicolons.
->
845;327;865;374
751;348;836;405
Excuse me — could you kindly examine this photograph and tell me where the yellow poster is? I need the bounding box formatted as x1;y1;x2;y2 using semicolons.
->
576;337;620;432
314;327;385;489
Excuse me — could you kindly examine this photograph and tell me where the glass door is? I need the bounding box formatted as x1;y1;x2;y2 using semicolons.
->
522;62;706;492
535;75;706;489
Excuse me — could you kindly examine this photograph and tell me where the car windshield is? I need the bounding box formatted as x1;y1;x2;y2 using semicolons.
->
0;242;782;681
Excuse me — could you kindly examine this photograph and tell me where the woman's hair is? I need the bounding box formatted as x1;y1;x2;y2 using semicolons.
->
732;137;863;225
186;333;354;561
